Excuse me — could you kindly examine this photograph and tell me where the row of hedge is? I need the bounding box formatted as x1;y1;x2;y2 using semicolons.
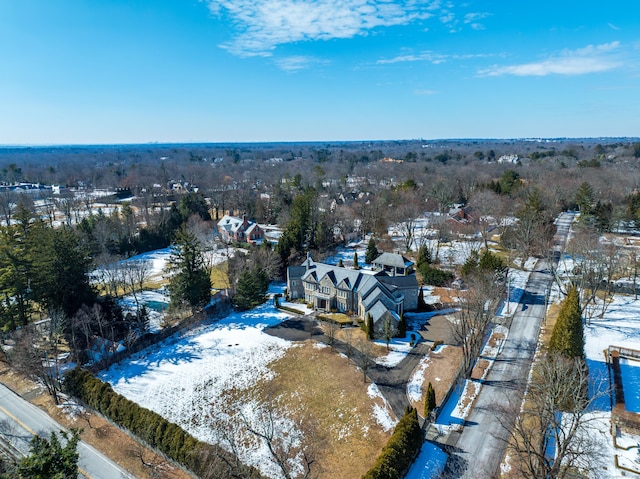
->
274;296;305;315
362;407;424;479
64;368;262;479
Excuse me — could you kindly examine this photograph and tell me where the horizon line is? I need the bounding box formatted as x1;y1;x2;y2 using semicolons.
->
1;136;638;149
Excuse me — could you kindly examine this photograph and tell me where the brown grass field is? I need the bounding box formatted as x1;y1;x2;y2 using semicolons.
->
409;345;463;414
252;341;393;479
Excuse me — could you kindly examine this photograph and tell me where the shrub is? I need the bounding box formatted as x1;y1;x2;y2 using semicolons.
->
419;264;454;287
424;382;436;419
362;407;423;479
63;368;261;478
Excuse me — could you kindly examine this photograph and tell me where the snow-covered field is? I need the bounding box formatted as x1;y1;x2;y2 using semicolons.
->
581;294;640;477
100;286;296;477
99;284;396;478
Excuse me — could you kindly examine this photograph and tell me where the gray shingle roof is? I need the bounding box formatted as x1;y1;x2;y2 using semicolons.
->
373;252;414;268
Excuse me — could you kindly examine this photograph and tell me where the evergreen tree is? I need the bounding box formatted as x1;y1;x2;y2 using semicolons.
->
353;252;360;270
365;237;379;264
593;201;613;232
416;244;432;269
366;313;374;340
177;192;211;223
233;268;268;311
398;312;407;337
424;382;436;419
166;227;211;310
417;286;427;311
17;429;81;479
275;189;316;264
30;225;96;319
549;286;585;359
461;249;506;280
575;181;595;216
0;224;33;331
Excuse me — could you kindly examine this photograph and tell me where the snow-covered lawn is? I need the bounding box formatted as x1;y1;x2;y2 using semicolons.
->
100;286;296;477
373;335;414;367
368;383;397;432
407;346;445;403
99;284;396;478
405;440;448;479
278;299;313;315
122;247;173;280
573;293;640;477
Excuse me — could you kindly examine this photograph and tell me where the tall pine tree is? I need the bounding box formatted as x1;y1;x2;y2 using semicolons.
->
18;429;81;479
549;286;585;359
365;237;379;264
166;227;211;310
424;382;436;419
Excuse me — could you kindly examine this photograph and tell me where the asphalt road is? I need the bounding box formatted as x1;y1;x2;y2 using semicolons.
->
444;212;575;478
0;382;134;479
444;263;552;478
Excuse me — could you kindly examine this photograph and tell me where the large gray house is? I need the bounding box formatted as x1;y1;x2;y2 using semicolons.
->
287;252;419;334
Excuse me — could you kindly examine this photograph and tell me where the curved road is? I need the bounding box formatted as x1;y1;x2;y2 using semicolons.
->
264;317;431;418
0;382;133;478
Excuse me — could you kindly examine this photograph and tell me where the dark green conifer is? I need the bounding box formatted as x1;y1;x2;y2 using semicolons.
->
549;286;585;359
365;237;379;264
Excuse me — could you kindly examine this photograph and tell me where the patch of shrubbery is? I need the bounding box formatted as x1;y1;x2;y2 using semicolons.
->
419;264;455;287
362;407;423;479
64;368;261;478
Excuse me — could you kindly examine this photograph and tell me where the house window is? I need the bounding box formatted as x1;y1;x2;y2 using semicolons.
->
322;286;330;294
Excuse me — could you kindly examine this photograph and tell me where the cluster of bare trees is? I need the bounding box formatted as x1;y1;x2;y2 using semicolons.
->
500;353;608;479
550;224;640;321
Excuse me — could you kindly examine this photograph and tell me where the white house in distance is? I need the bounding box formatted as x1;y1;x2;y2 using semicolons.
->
287;252;419;334
217;214;265;245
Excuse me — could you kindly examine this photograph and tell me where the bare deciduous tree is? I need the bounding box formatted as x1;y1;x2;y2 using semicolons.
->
356;338;374;383
498;353;608;479
242;401;317;479
8;312;66;404
452;273;503;378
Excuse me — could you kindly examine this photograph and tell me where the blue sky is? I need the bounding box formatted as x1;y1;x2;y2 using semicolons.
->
1;1;638;144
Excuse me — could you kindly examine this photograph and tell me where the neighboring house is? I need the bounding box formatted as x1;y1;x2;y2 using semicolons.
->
371;252;415;276
217;214;265;245
447;205;476;234
287;252;418;335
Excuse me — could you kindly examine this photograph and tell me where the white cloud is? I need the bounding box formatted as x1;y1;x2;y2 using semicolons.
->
204;0;441;57
463;12;489;23
608;23;620;31
275;55;327;71
479;42;623;77
377;50;495;64
377;51;447;64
